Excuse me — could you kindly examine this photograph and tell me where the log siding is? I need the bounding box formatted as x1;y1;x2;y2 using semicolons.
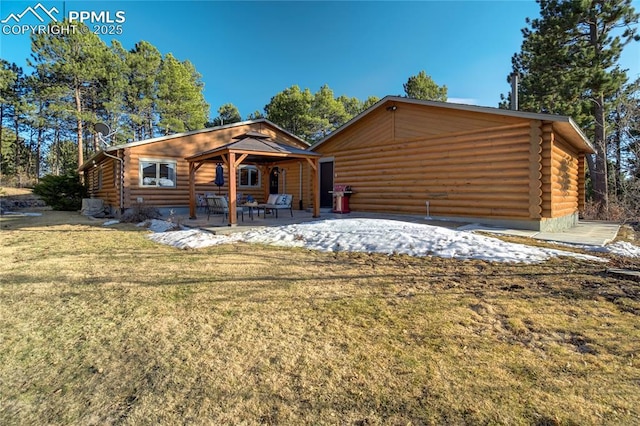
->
550;135;580;218
317;116;536;219
310;98;594;230
82;120;310;211
86;158;119;207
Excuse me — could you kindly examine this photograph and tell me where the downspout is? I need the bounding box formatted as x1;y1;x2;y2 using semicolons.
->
102;150;125;213
281;168;286;194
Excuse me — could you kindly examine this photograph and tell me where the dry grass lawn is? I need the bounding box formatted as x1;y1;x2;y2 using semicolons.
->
1;210;639;425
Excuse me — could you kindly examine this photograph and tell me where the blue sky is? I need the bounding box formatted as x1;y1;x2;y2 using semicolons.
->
1;1;639;120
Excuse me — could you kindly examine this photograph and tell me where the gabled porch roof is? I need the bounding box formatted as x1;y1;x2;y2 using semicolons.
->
185;132;321;225
185;135;321;164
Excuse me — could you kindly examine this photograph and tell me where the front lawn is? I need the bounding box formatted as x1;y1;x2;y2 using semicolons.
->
1;211;639;424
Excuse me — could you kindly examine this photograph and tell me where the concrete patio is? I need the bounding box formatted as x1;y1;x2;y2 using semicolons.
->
179;209;620;247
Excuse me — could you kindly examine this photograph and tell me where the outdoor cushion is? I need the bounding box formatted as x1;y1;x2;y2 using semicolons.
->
276;195;291;205
257;194;294;218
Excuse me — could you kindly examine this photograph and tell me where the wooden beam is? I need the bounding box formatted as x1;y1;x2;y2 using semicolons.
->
228;152;237;226
305;157;318;171
188;162;197;219
311;157;320;218
234;153;248;168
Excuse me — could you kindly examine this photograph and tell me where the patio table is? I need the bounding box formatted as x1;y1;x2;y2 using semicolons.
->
242;202;259;220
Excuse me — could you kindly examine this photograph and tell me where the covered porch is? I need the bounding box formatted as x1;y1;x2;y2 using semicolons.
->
185;131;321;226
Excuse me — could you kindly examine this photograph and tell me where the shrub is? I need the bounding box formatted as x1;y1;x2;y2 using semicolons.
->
32;174;87;211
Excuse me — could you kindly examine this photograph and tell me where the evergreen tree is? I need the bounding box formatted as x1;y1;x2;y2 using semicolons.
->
156;54;208;134
337;95;363;117
2;65;34;184
338;95;381;116
29;21;112;169
264;85;315;140
0;60;18;182
265;85;380;141
246;110;264;120
98;41;129;147
210;103;241;127
125;41;162;140
403;70;448;101
310;85;349;139
506;0;639;213
362;96;381;111
3;32;210;176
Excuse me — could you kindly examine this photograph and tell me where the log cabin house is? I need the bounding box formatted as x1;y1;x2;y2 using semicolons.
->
79;119;318;218
307;96;595;232
81;96;594;231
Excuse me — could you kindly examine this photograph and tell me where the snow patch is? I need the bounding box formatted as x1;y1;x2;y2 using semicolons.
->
1;211;42;216
605;241;640;258
143;218;614;264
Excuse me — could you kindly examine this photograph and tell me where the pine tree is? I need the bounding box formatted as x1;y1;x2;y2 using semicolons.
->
210;103;241;127
29;21;112;169
0;60;18;181
264;85;315;140
310;85;349;139
2;64;34;184
156;54;208;135
99;41;129;146
265;85;380;141
506;0;639;213
125;41;162;140
403;71;447;101
246;110;264;120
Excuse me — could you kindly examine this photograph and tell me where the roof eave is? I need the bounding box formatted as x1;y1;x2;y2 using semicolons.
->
186;147;320;163
79;118;310;170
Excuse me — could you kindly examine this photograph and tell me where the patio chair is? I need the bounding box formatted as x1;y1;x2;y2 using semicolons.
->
206;195;246;222
196;193;207;213
257;194;293;218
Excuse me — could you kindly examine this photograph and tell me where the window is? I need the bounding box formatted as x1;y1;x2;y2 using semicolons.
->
140;159;176;187
239;165;260;188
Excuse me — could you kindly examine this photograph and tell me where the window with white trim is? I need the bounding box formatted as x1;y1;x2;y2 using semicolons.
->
140;159;177;187
238;165;260;188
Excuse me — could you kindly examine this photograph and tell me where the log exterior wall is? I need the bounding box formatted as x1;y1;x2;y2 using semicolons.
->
314;103;536;220
272;161;312;210
86;157;120;208
549;135;580;218
311;101;587;230
85;121;309;210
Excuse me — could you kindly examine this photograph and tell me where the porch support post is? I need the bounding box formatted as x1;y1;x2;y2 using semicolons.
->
228;152;237;226
189;161;197;219
306;157;320;218
188;161;204;219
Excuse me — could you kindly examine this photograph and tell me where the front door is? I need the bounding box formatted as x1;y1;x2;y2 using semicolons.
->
269;167;279;194
319;161;333;208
